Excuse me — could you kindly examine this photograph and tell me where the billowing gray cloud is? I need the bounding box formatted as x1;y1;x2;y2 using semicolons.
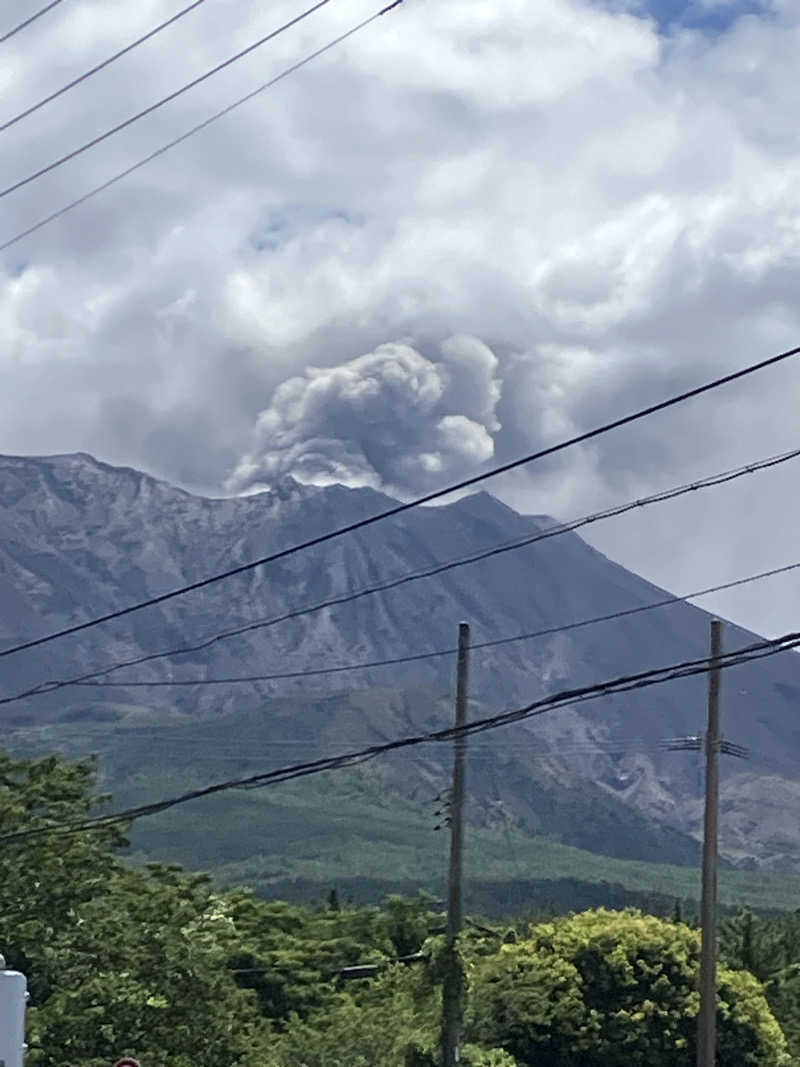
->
228;336;501;495
2;0;800;634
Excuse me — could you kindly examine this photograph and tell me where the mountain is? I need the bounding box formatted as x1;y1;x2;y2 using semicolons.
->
2;451;800;882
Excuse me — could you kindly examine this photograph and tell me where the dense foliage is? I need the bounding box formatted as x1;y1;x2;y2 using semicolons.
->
468;910;787;1065
721;908;800;1060
0;751;796;1065
0;754;271;1066
34;719;800;915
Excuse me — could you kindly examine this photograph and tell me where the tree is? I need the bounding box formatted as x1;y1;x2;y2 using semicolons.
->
467;909;788;1066
0;751;273;1067
3;752;789;1067
274;965;438;1067
226;892;403;1024
721;908;800;1060
383;893;440;958
460;1050;518;1067
0;753;124;987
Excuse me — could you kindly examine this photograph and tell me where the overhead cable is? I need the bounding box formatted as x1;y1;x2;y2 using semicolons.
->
1;386;798;664
67;558;800;688
1;0;210;131
0;0;335;198
1;0;64;44
3;446;798;702
2;628;798;843
0;0;405;251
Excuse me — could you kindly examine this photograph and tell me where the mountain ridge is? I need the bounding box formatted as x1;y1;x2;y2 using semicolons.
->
2;450;800;873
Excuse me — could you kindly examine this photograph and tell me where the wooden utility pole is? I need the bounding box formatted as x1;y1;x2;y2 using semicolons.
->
441;621;470;1067
697;618;722;1067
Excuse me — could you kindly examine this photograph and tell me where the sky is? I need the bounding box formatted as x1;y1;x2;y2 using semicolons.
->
1;0;800;638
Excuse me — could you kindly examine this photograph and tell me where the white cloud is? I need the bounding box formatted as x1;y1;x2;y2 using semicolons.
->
1;0;800;630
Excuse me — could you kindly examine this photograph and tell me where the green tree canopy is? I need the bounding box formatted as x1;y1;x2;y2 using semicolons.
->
1;751;793;1067
721;907;800;1060
0;752;273;1067
467;909;788;1066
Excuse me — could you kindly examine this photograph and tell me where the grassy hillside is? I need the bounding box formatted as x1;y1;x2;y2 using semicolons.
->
12;707;800;917
10;689;704;861
116;767;800;916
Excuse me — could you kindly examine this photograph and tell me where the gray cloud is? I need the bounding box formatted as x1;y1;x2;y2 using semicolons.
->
228;336;501;495
1;0;800;633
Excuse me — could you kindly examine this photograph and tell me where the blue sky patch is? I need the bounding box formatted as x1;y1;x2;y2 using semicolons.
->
250;207;364;253
600;0;769;34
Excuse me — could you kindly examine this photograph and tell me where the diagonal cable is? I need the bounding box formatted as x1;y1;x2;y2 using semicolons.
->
2;445;798;705
1;0;210;131
1;0;64;44
0;0;334;199
66;559;800;688
0;349;797;662
2;629;799;843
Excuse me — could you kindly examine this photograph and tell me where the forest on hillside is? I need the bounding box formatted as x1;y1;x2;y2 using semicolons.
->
2;750;800;1066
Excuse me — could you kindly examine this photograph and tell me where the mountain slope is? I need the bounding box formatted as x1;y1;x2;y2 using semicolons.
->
2;451;800;871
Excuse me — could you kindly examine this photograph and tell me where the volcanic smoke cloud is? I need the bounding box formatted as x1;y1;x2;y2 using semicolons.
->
229;336;502;496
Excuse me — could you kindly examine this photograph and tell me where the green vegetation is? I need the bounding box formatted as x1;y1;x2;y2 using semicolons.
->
721;908;800;1060
121;769;800;914
13;709;800;916
468;910;787;1065
2;749;800;1065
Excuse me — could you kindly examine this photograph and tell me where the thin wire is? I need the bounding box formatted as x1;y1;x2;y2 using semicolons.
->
68;559;800;688
77;743;664;761
54;740;657;752
1;358;799;664
2;630;798;843
0;0;64;44
0;0;336;199
11;634;800;837
6;718;662;756
8;722;661;754
0;0;405;252
4;448;798;705
1;0;210;131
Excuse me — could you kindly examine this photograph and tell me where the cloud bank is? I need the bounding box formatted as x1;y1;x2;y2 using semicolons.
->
2;0;800;631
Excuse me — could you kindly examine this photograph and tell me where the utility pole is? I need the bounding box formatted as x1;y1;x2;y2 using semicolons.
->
697;618;722;1067
661;621;750;1067
441;621;470;1067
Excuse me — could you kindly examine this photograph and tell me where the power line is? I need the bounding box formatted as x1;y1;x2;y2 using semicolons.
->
3;447;798;704
0;0;336;199
1;0;210;132
0;0;404;250
15;743;656;761
0;716;667;754
64;559;800;689
0;360;798;665
65;739;665;756
9;631;800;839
2;629;799;843
15;716;773;766
0;0;64;44
0;379;797;665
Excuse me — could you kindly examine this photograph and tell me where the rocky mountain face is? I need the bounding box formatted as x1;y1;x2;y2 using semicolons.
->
1;451;799;869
